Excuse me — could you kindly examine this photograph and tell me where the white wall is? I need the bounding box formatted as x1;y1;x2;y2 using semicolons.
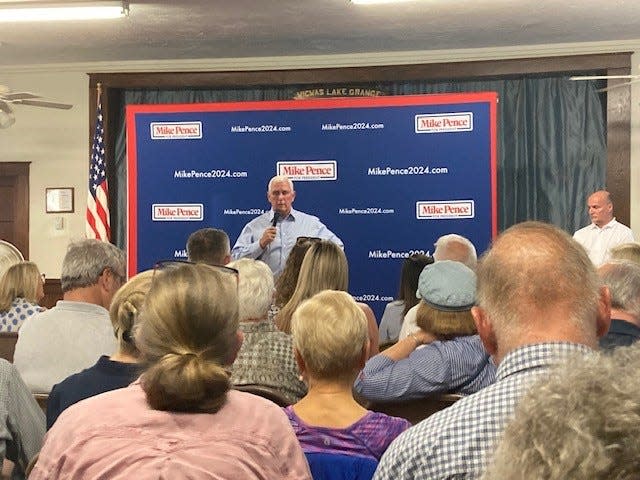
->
2;43;639;276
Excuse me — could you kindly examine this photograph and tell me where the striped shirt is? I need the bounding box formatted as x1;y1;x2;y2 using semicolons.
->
354;335;496;402
373;342;593;479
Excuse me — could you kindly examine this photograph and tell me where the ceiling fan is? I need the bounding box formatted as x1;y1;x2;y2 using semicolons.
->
0;84;73;129
569;74;640;93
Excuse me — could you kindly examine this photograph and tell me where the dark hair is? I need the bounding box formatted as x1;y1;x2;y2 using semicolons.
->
398;254;434;316
186;228;230;265
273;237;318;308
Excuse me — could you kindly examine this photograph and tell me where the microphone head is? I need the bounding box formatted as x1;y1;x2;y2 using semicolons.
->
271;212;280;227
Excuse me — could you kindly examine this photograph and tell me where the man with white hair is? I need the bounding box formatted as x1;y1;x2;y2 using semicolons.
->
433;233;478;270
598;260;640;350
374;222;611;479
397;233;478;340
231;175;343;275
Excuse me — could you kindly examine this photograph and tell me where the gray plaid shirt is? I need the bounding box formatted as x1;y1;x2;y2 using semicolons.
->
0;359;46;478
373;342;592;479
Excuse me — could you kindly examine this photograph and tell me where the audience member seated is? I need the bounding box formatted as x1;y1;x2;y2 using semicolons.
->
285;290;410;464
597;260;640;350
398;233;477;340
483;345;640;480
0;261;45;332
46;271;153;429
355;261;495;402
0;359;45;480
29;263;311;479
13;239;125;394
272;236;319;317
228;258;306;404
378;254;433;344
276;241;380;357
610;241;640;264
373;222;611;480
186;227;232;265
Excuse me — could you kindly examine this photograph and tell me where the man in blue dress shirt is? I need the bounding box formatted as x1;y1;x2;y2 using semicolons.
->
231;175;343;275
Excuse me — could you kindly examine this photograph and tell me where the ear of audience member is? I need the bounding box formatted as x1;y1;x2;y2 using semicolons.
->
355;260;495;402
378;254;433;344
275;240;380;357
227;258;307;404
597;260;640;350
372;221;611;480
29;264;312;479
186;227;231;265
46;270;153;429
0;261;46;332
285;290;410;462
13;239;125;394
483;345;640;480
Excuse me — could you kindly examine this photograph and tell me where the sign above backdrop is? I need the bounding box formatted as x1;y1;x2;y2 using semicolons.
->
126;93;498;321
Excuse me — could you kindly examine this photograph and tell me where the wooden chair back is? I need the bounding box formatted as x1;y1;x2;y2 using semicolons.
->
0;332;18;362
367;393;463;425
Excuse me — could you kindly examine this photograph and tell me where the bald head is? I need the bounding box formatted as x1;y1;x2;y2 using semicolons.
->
473;221;608;362
587;190;614;228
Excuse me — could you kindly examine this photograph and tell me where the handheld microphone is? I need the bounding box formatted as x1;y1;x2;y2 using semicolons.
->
271;212;279;227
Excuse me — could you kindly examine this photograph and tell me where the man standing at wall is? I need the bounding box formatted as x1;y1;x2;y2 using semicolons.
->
573;190;634;266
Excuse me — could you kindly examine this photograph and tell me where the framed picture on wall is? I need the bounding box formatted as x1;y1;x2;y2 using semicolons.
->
45;187;74;213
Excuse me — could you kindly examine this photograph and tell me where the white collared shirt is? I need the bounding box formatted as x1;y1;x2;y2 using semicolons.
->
573;218;634;266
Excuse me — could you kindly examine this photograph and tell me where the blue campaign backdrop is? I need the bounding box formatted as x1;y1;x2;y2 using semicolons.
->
126;93;497;322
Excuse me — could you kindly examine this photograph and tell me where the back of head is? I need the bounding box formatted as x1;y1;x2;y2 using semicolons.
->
109;270;154;357
598;260;640;320
227;258;274;321
0;261;41;311
398;254;434;315
61;239;126;293
476;221;600;345
433;234;478;269
610;242;640;265
291;290;368;382
186;228;230;265
484;345;640;480
274;237;317;308
136;264;239;413
276;241;348;333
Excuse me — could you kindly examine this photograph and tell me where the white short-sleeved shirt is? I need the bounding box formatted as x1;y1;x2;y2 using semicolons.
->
573;218;634;266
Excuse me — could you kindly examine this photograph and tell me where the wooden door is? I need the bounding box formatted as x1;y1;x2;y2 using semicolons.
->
0;162;29;259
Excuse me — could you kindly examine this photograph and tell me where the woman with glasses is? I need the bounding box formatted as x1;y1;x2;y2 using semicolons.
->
46;270;152;429
30;263;312;479
275;240;380;357
0;261;45;332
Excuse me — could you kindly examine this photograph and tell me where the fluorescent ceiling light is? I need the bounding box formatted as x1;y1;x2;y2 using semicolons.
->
351;0;415;4
0;2;129;22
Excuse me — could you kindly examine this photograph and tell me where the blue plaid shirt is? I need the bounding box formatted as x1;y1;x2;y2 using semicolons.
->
373;342;593;479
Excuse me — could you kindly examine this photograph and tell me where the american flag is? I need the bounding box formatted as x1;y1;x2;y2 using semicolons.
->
86;94;111;240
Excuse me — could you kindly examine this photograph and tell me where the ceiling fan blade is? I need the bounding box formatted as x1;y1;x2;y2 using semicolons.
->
12;99;73;109
570;75;640;81
2;92;42;101
595;78;640;93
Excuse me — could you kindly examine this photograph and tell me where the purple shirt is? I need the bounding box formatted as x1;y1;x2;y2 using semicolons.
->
284;406;411;461
31;383;312;479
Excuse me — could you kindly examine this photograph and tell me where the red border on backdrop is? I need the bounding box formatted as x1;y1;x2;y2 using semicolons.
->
126;92;499;275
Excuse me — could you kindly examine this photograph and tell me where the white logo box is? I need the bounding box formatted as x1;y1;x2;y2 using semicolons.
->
415;113;473;134
150;122;203;139
277;161;337;181
416;200;475;219
152;204;204;221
